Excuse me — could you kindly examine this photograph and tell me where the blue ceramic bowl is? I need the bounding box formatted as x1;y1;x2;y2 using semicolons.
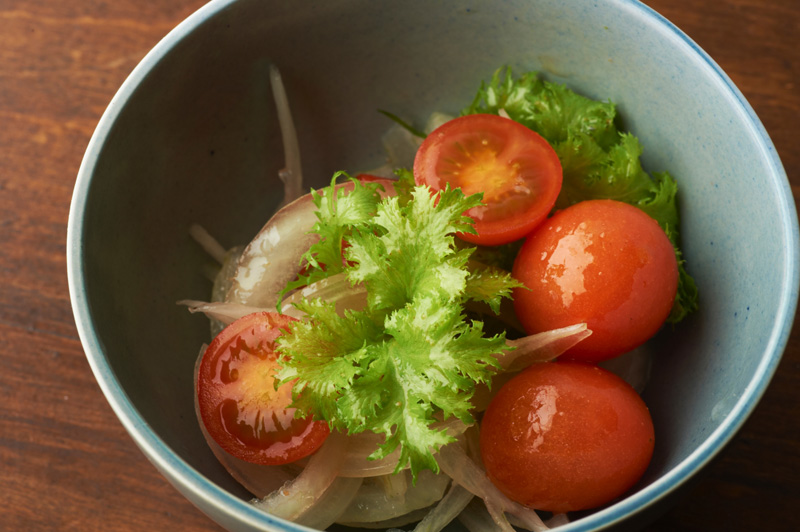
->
67;0;799;530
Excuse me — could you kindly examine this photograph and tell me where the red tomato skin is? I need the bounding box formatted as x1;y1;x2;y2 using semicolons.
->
480;362;655;513
197;312;329;465
413;114;562;246
354;173;387;183
512;199;678;362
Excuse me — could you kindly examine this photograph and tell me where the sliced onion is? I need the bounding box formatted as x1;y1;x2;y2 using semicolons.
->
187;226;244;336
197;414;298;498
269;64;304;208
500;323;592;371
437;440;548;532
336;431;402;478
282;272;368;316
336;469;451;524
211;245;245;303
338;506;432;529
546;513;570;528
508;512;569;529
412;482;474;532
250;429;349;521
226;192;320;308
471;324;593;412
189;223;228;264
293;476;363;530
181;272;370;328
227;180;396;309
458;498;513;532
178;299;304;325
425;112;455;134
336;418;469;478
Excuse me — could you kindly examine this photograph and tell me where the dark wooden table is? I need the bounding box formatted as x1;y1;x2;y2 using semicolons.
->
1;1;797;530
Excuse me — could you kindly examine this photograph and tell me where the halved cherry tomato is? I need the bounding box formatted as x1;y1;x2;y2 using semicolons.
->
413;114;562;246
512;199;678;362
480;361;655;513
197;312;329;465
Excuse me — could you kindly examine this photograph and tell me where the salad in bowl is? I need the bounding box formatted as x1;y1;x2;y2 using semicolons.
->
179;66;697;531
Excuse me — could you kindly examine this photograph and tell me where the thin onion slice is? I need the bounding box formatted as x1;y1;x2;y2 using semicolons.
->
282;272;368;316
180;272;369;326
211;245;245;303
293;476;363;530
337;431;402;478
178;299;304;325
227;180;396;309
196;417;298;498
508;512;570;529
412;482;474;532
338;506;432;529
250;429;349;521
226;192;320;308
458;498;513;532
500;323;591;371
546;513;570;528
189;223;228;264
269;64;304;208
336;469;450;524
437;441;549;532
335;418;469;478
471;324;592;412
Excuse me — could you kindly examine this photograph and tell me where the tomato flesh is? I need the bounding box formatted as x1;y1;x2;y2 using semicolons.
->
414;114;562;246
512;199;678;362
480;362;655;513
197;312;329;465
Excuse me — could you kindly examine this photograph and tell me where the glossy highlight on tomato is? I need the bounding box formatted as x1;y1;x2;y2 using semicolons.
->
413;113;562;246
480;362;655;513
197;312;329;465
512;199;678;362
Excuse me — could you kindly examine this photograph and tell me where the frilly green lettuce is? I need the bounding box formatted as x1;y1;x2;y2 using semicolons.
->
276;175;521;479
463;67;698;322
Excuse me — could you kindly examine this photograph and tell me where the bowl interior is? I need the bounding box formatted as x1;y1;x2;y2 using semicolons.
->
69;0;798;530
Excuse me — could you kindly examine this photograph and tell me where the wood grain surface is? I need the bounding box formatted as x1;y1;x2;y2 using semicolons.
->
1;0;797;530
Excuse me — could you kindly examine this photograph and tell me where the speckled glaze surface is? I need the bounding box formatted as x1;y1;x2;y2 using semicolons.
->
67;1;798;531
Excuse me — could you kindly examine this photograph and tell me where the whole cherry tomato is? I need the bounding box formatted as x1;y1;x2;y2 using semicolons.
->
512;199;678;362
480;361;655;513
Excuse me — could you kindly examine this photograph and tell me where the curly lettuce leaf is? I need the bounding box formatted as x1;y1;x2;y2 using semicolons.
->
391;167;417;208
277;183;519;479
462;68;619;151
465;265;525;314
280;173;384;299
462;67;698;321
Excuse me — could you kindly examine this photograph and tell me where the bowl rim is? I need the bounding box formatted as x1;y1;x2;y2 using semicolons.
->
66;0;799;530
